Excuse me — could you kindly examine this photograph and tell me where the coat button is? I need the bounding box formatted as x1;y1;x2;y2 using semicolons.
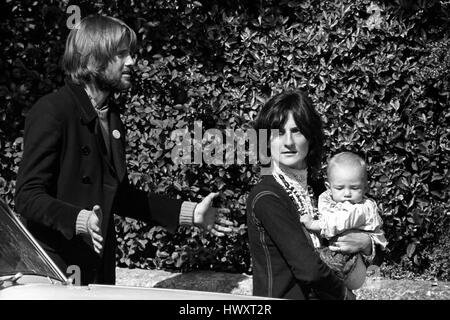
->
81;146;90;156
81;176;91;184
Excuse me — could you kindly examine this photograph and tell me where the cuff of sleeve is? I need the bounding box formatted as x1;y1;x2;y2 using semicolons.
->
361;234;377;265
179;201;197;226
75;209;90;235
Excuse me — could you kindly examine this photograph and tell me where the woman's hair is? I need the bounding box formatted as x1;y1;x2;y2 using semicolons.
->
62;15;137;85
254;89;324;173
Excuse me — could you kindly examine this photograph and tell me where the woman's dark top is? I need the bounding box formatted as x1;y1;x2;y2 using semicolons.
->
246;174;346;299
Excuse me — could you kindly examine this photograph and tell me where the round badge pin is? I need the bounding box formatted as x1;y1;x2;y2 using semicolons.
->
112;130;121;139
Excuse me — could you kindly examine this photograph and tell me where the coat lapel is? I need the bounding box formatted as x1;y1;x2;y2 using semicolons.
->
109;110;126;182
66;80;121;180
94;119;117;175
66;80;97;124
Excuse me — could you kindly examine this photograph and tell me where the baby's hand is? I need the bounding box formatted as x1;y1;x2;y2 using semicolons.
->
341;201;354;210
335;201;353;211
300;214;314;228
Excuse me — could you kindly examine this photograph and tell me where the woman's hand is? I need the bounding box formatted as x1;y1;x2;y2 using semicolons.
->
328;231;372;255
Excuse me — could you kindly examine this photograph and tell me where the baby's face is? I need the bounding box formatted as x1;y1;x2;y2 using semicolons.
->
326;165;366;203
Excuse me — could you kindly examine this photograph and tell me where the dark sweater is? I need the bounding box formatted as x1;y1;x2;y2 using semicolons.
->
246;175;346;299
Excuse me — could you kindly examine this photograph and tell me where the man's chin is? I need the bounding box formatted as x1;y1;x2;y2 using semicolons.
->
111;78;132;91
96;75;132;92
118;80;132;91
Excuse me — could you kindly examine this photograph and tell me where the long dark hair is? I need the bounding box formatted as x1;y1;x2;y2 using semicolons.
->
254;89;324;175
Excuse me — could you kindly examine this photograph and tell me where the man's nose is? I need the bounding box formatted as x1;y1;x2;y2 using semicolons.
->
125;54;135;66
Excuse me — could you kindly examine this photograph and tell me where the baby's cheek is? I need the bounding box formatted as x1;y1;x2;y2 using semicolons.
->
355;192;364;202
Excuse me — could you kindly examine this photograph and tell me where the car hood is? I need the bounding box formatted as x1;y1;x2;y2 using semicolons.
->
0;283;269;300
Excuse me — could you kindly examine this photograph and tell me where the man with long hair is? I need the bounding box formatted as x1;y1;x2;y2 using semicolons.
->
15;15;232;285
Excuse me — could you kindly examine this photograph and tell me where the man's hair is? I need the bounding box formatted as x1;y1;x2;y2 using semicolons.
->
254;89;324;173
327;152;368;184
62;15;137;85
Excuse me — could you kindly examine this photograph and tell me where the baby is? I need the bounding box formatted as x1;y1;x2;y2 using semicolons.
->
301;152;388;289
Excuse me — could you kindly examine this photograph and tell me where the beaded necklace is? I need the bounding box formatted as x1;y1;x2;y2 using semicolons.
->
272;161;322;248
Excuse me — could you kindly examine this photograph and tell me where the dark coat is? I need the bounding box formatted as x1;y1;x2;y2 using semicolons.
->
246;175;346;299
15;81;183;285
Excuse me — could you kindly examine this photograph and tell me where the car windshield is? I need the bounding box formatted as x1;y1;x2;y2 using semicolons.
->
0;200;64;281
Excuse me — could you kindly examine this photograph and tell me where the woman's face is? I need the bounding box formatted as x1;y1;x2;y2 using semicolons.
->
270;112;309;170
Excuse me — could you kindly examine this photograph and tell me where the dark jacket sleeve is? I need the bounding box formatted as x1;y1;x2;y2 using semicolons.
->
113;179;183;233
14;99;81;240
253;191;346;299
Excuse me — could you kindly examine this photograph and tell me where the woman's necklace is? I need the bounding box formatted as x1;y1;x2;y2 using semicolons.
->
272;162;322;248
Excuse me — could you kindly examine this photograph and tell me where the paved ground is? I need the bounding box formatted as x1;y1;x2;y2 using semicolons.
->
116;267;450;299
116;268;252;296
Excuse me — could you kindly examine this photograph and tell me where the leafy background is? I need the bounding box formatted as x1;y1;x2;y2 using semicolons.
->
0;0;449;280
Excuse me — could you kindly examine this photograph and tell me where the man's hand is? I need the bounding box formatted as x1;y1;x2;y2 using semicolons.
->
193;192;233;236
328;231;372;255
87;205;103;254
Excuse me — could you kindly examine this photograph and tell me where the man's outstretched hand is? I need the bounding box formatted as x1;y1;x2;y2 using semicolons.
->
87;205;103;254
193;192;234;236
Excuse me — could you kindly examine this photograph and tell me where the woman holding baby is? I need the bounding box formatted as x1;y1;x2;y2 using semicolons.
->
246;90;385;299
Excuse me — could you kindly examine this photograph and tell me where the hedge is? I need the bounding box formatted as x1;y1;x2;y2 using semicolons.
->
0;0;449;279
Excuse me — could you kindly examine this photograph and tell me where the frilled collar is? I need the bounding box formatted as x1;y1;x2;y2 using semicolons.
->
272;161;308;190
